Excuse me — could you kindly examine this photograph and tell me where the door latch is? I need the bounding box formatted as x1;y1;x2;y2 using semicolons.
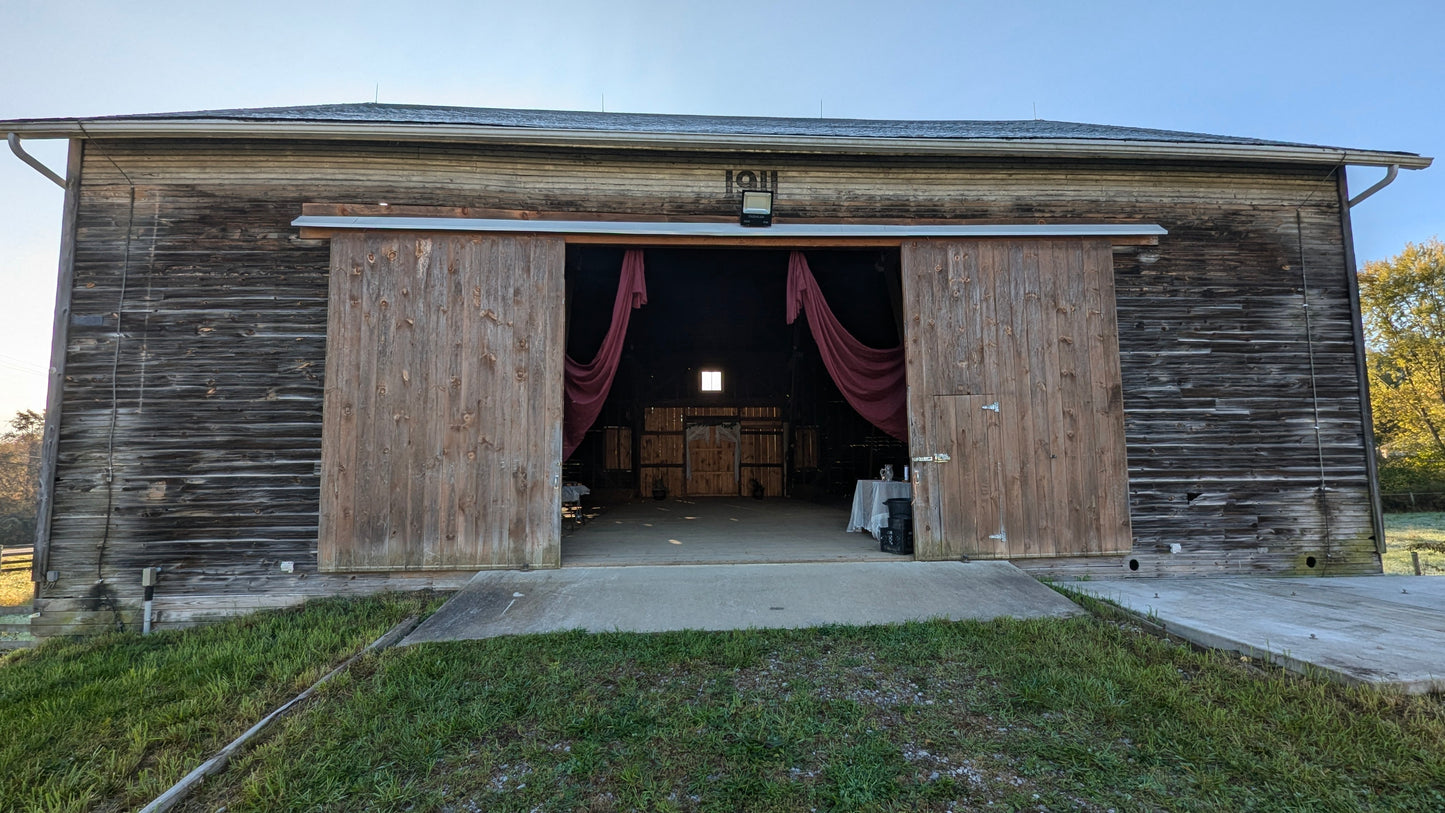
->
911;453;951;463
981;402;1000;412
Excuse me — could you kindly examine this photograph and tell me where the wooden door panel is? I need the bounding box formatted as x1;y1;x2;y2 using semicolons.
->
903;238;1131;560
319;233;564;571
685;423;739;496
916;395;1006;559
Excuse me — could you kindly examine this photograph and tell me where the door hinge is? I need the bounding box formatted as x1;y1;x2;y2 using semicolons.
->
988;530;1007;541
981;402;1000;412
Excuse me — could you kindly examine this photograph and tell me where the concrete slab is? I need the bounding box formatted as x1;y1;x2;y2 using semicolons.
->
1070;576;1445;694
401;560;1083;645
562;498;895;566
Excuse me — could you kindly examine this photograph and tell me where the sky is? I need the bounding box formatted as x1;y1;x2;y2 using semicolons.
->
0;0;1441;421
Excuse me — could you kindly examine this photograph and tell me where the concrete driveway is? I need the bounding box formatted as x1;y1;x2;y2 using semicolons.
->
401;558;1445;696
1070;575;1445;694
401;560;1083;645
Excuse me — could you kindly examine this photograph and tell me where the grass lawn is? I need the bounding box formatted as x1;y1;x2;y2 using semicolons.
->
5;593;1444;812
173;613;1445;812
0;557;32;607
0;592;441;812
1383;511;1445;575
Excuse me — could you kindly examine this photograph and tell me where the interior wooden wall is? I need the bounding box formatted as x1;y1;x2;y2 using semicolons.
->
320;232;563;571
32;137;1377;634
602;427;632;471
638;406;785;498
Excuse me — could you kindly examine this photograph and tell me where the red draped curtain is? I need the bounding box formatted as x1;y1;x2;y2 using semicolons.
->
564;249;647;459
786;251;908;441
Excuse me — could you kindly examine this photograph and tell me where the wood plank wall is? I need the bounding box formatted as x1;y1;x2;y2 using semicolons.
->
34;138;1376;634
793;426;820;470
640;407;686;498
602;426;632;471
319;232;563;571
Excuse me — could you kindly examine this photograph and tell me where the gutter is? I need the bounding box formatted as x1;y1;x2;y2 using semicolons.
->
1;118;1434;169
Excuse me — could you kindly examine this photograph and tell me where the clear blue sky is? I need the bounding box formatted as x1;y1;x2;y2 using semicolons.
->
1;0;1440;420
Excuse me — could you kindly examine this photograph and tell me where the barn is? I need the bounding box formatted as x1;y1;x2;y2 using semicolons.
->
1;104;1430;636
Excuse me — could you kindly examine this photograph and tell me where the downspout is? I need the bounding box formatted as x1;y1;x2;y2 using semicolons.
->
1347;164;1399;208
7;132;66;188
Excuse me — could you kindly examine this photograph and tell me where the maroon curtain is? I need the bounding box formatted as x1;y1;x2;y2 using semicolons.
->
786;251;908;441
564;250;647;459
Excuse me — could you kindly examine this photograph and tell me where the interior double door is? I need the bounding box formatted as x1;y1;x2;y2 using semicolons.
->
685;422;740;496
902;238;1132;560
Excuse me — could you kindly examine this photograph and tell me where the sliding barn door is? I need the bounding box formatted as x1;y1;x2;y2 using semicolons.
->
902;238;1131;560
319;232;565;571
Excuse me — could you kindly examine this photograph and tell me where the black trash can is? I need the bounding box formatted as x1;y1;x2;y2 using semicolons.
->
877;526;896;553
881;497;914;555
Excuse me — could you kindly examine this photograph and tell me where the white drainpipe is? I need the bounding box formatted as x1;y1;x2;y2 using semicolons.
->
1348;164;1400;207
7;132;66;188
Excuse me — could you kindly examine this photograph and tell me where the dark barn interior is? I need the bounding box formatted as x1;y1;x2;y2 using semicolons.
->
561;247;910;559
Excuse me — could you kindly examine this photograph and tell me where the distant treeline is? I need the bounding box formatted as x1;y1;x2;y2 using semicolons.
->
1361;239;1445;512
0;410;42;550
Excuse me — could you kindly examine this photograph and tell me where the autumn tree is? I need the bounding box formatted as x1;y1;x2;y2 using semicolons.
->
0;409;43;549
1359;238;1445;495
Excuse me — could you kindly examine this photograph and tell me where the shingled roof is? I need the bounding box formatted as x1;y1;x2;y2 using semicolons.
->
1;103;1431;168
26;103;1334;145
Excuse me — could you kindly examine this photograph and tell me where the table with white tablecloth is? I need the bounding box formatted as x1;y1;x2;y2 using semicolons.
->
846;480;913;539
561;483;591;528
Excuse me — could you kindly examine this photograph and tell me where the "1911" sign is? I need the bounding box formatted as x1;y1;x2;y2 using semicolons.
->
724;169;779;195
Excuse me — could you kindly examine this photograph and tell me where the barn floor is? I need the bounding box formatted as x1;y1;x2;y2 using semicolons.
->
561;497;901;566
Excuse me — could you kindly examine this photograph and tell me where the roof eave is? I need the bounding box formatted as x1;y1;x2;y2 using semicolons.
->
0;118;1432;169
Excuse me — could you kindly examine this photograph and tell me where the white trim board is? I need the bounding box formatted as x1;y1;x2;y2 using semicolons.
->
291;216;1167;239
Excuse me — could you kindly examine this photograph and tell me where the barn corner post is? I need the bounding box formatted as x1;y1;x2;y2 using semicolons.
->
31;138;85;585
1336;170;1387;557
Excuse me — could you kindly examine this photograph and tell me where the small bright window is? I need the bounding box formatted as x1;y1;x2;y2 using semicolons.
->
700;369;723;392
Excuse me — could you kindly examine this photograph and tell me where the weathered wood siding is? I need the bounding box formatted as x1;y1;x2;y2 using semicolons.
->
36;138;1375;634
320;232;563;571
904;238;1131;560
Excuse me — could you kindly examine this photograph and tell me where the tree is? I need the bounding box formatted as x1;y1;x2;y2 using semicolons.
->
0;409;43;549
1359;239;1445;494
